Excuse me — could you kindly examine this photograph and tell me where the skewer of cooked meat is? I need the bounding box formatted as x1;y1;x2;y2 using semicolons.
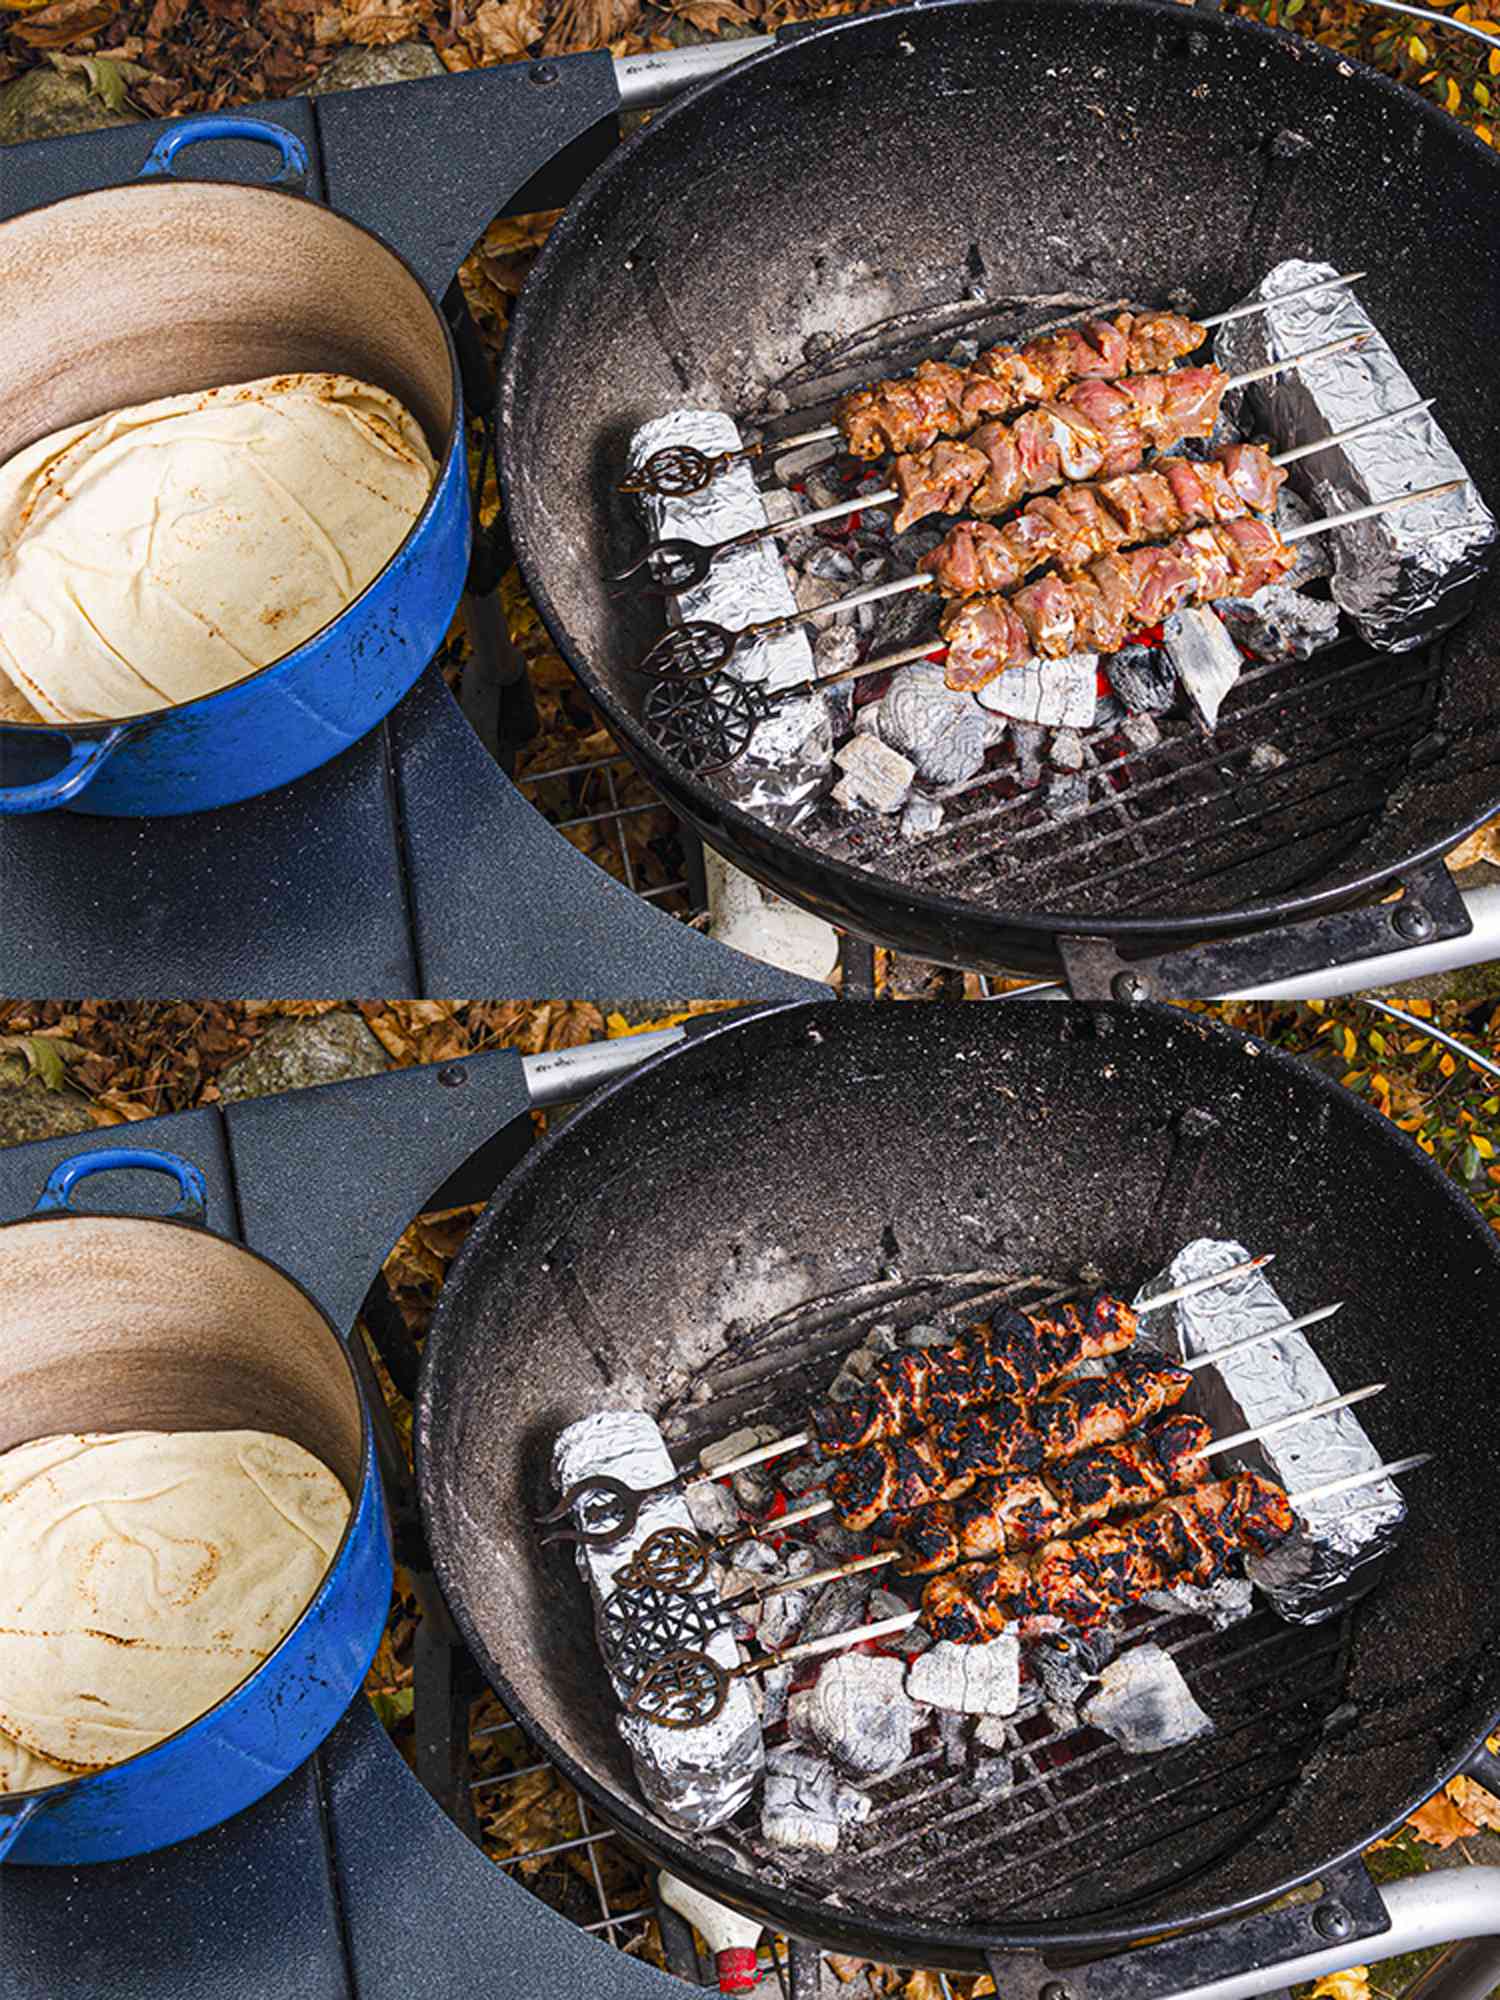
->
810;1292;1137;1454
888;366;1227;532
940;516;1297;694
836;311;1205;461
892;1413;1212;1574
828;1358;1192;1534
921;1471;1296;1642
919;442;1287;598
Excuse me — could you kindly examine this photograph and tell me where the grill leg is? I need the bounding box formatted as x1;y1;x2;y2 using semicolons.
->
839;933;876;999
785;1939;822;2000
1400;1939;1500;2000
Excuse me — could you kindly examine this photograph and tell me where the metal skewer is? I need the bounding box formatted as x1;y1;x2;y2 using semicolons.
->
619;395;1430;597
534;1255;1278;1549
618;272;1368;500
642;474;1468;775
622;1453;1431;1727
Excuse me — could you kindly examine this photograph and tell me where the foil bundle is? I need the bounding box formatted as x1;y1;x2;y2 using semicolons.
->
1135;1239;1405;1625
627;412;835;824
1214;259;1495;653
552;1411;764;1830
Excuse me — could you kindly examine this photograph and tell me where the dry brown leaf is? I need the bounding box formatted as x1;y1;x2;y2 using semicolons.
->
1446;817;1500;872
541;0;640;54
313;0;425;44
901;1973;948;2000
9;0;121;45
1406;1790;1480;1847
1449;1775;1500;1831
1309;1970;1370;2000
472;0;544;58
663;0;752;29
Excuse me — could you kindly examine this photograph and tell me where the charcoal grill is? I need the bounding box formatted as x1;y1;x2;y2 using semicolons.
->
501;0;1500;989
418;1002;1500;1985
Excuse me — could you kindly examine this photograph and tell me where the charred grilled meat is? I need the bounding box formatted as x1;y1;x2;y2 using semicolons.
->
836;311;1206;460
941;517;1298;693
889;367;1227;532
922;1473;1296;1642
921;444;1286;599
827;1359;1192;1533
810;1293;1137;1455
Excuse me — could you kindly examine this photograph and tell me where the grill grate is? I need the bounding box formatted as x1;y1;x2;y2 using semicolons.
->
651;1267;1355;1930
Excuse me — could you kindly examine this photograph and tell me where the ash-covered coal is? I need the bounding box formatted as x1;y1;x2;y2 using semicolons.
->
1082;1644;1214;1753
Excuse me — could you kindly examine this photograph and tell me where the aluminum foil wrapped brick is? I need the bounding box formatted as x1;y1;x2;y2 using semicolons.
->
1134;1240;1405;1624
1215;260;1495;652
627;412;835;824
552;1412;764;1829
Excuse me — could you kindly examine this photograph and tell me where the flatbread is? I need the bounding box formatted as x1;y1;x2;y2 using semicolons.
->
0;373;437;725
0;1429;351;1785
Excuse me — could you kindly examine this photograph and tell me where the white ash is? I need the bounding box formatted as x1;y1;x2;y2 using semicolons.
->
1104;643;1176;715
686;1481;742;1539
1217;584;1341;662
1249;742;1289;773
779;1456;830;1498
901;793;945;840
876;663;1004;787
974;654;1099;729
1010;721;1047;789
973;1755;1015;1799
1031;1630;1116;1730
1135;1239;1407;1624
1082;1645;1214;1754
1049;728;1085;772
1214;257;1495;653
732;1466;776;1511
1275;487;1334;587
1165;606;1241;731
756;1546;828;1652
826;1322;903;1401
974;1714;1017;1755
1120;713;1161;754
761;1745;873;1855
906;1635;1021;1715
551;1411;763;1830
1145;1575;1255;1631
937;1707;970;1772
1045;771;1090;818
1095;692;1127;730
832;734;916;816
788;1653;919;1780
699;1424;779;1475
796;1573;879;1648
627;411;833;826
870;1586;933;1657
759;1663;794;1731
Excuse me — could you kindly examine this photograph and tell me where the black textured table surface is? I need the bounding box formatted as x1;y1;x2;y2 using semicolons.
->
0;83;824;1005
0;1061;682;2000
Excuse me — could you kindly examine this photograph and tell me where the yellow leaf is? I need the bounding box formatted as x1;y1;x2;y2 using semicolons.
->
1440;1053;1458;1077
1474;1134;1495;1158
1409;33;1428;56
1479;123;1497;144
1490;44;1500;69
1310;1970;1371;2000
1477;79;1492;105
1408;1791;1479;1846
1342;1026;1358;1060
1445;75;1461;110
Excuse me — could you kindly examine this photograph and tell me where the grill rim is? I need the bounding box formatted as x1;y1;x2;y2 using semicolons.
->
415;999;1500;1971
498;0;1500;974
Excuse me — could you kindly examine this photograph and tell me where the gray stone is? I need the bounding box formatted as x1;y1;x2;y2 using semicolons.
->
304;40;445;93
788;1654;917;1780
0;1067;95;1148
760;1745;872;1854
1164;607;1242;731
906;1635;1021;1715
1082;1644;1214;1753
217;1009;390;1102
832;734;915;816
0;66;141;147
1049;729;1085;772
1104;643;1177;714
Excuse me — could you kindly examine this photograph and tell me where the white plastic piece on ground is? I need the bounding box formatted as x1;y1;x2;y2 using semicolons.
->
703;847;840;984
659;1870;765;1995
627;411;835;826
552;1412;764;1830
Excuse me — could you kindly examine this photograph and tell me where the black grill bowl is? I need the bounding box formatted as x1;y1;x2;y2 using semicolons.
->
417;1002;1500;1969
500;0;1500;975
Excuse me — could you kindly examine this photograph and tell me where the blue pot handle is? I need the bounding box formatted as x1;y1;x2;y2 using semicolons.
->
34;1148;209;1224
138;114;309;191
0;1796;46;1865
0;724;133;816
